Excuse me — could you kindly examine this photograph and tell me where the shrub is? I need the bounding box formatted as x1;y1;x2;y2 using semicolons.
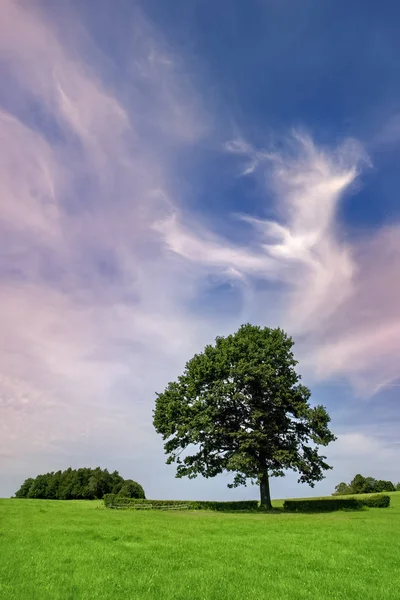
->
283;494;391;512
359;494;390;508
103;495;258;511
283;497;362;512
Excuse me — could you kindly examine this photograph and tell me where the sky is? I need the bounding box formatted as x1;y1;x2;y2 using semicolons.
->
1;0;400;500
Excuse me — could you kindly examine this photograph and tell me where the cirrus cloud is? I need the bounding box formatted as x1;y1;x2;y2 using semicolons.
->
0;0;399;498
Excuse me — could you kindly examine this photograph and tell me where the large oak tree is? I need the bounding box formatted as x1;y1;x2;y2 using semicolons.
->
153;324;336;509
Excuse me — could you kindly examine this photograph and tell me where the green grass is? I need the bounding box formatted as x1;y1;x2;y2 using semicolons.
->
1;493;400;600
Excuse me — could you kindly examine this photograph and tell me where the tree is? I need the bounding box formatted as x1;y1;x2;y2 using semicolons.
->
86;467;112;500
27;474;49;498
110;470;125;495
332;482;351;496
396;483;400;491
14;468;145;500
117;479;146;499
375;480;395;493
332;475;396;495
47;471;62;500
349;474;367;494
15;478;34;498
153;324;336;509
362;477;379;494
57;468;74;500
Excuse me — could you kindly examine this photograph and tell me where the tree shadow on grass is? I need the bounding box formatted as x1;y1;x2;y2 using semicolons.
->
202;506;366;515
278;507;367;515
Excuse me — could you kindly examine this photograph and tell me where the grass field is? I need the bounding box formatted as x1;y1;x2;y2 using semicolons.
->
1;493;400;600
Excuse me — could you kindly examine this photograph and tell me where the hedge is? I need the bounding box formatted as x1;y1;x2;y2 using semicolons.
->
283;494;390;512
104;493;391;512
359;494;390;508
103;495;258;511
283;497;362;512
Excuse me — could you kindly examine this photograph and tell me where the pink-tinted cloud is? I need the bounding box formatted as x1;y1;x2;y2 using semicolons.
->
159;133;400;393
0;0;399;500
0;0;214;466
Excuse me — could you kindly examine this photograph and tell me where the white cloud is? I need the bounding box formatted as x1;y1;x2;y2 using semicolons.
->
0;0;214;473
0;111;61;238
0;0;399;499
157;132;400;393
327;431;400;484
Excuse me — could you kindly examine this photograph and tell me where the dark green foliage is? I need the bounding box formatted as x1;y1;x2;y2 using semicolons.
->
103;494;258;511
116;480;145;500
14;468;145;500
14;478;35;498
360;494;390;508
375;481;395;493
333;482;352;495
333;474;395;495
284;494;391;512
154;324;336;509
396;483;400;491
27;475;49;499
351;474;369;494
284;497;363;512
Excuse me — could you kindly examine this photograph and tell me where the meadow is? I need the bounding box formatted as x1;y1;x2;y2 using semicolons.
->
1;493;399;600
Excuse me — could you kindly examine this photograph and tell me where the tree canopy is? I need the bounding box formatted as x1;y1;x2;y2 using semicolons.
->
332;474;396;496
153;324;336;509
14;468;145;500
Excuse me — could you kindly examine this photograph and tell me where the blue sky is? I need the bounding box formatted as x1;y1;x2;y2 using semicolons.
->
1;0;400;500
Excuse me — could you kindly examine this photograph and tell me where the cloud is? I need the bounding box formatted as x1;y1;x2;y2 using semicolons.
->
327;430;400;487
0;110;61;239
309;226;400;393
0;0;214;472
0;0;399;499
157;132;400;393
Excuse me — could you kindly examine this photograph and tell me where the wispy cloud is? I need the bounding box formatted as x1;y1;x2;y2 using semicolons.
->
0;0;214;471
158;132;400;394
0;0;399;498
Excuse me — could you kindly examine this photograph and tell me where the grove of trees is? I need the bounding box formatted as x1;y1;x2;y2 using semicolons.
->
333;474;397;496
14;467;145;500
153;324;336;510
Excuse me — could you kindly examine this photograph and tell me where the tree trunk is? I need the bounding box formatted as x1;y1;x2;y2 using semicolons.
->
260;471;272;510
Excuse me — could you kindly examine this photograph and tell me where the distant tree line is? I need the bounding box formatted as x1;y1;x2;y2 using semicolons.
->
14;467;145;500
333;474;399;496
